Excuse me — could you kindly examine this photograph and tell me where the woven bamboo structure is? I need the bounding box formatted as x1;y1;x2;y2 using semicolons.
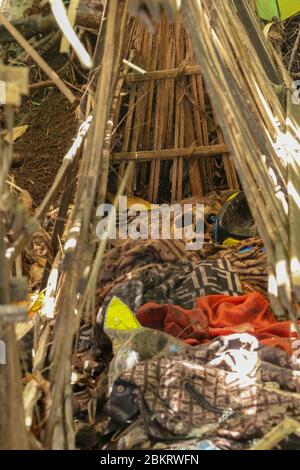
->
111;17;239;203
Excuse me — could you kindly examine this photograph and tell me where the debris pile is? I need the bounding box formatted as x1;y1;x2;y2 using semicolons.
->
70;194;299;450
1;0;300;452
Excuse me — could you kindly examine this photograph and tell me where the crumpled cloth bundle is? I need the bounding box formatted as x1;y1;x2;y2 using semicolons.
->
116;414;233;450
98;261;192;316
170;258;242;308
109;334;300;449
98;258;242;320
223;238;268;297
98;239;199;286
97;236;267;297
194;237;268;297
137;292;299;353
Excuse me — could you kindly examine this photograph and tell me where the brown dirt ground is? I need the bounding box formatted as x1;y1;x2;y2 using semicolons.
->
13;91;78;207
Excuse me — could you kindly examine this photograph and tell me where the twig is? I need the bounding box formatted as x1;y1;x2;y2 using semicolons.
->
127;65;202;82
122;59;146;74
15;32;59;63
83;161;134;317
29;80;55;90
44;0;119;449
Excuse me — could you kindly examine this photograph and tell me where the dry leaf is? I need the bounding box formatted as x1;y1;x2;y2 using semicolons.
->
37;257;47;267
263;22;283;44
19;188;33;212
4;125;28;144
29;263;44;286
15;321;33;341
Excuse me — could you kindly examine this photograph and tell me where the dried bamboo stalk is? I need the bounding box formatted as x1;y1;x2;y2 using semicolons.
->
181;0;294;319
176;23;186;200
44;0;120;449
127;65;202;82
149;18;167;202
0;141;28;450
127;26;148;195
98;2;129;205
138;30;153;186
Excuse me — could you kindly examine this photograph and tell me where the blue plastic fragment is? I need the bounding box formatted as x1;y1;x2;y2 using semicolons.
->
198;440;221;451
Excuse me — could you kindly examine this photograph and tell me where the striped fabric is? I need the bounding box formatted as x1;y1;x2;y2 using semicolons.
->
173;259;242;308
100;259;242;316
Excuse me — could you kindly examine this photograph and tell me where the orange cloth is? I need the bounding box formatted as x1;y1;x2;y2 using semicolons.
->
136;302;210;345
136;292;299;354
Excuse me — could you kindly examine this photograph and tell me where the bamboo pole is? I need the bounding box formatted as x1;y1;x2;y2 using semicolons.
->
127;65;202;82
181;0;294;319
44;0;120;449
148;18;166;202
174;22;185;201
113;144;229;161
0;131;28;450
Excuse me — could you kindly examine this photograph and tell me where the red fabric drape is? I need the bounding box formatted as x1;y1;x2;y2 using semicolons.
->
136;292;298;353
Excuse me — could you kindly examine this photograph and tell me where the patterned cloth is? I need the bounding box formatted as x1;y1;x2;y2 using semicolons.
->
98;259;242;319
106;334;300;449
98;239;199;286
173;258;242;308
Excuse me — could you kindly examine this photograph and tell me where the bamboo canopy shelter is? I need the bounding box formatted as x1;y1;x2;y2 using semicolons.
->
111;16;239;202
1;0;300;452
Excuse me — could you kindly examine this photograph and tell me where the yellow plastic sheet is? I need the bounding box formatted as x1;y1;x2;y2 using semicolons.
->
257;0;300;21
105;297;141;331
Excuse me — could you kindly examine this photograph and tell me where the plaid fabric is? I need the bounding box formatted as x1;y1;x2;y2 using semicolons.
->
173;258;242;308
100;259;242;317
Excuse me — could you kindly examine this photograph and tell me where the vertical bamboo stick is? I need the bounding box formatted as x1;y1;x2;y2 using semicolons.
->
138;30;152;187
119;84;138;182
185;36;204;196
174;22;186;201
148;19;166;202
